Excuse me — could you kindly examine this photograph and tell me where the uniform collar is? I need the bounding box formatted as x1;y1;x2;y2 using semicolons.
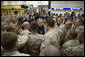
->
3;51;19;56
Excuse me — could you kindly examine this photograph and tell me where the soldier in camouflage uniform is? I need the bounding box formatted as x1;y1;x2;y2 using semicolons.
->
16;23;23;34
1;32;30;56
55;21;72;46
45;45;61;56
24;34;45;56
61;44;84;56
40;19;60;56
62;29;79;48
17;22;31;53
20;21;31;35
61;29;84;56
54;28;64;47
24;21;45;56
71;18;84;34
57;17;68;46
77;30;84;44
63;21;73;44
61;29;80;56
74;29;84;56
57;17;65;29
5;18;13;27
75;25;84;34
77;29;84;56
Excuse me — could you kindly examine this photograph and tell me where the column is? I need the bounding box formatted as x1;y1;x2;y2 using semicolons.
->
48;1;51;16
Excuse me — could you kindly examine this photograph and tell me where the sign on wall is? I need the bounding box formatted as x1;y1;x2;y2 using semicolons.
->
51;8;82;10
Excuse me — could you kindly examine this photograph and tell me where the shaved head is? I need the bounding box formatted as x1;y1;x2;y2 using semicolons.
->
23;22;29;26
37;18;43;22
23;21;30;29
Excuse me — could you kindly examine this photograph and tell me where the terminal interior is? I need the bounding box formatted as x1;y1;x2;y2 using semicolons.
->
1;1;84;56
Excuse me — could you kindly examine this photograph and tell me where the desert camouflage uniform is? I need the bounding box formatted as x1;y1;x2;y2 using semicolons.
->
40;29;60;56
71;25;84;33
18;29;31;45
71;25;84;39
61;39;80;56
4;21;13;27
63;36;69;44
54;28;64;46
71;24;75;30
24;34;45;56
59;24;68;36
62;39;79;49
17;30;30;53
61;44;84;56
2;51;30;56
75;25;84;33
20;30;31;36
58;24;68;46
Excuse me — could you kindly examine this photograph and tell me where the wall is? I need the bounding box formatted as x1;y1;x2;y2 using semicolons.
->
1;1;25;5
51;1;84;16
1;1;84;16
26;1;48;7
1;1;48;7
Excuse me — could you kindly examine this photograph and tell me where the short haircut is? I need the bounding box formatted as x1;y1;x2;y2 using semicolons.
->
69;29;77;39
6;26;14;32
1;32;17;50
66;17;73;21
58;17;63;21
30;21;38;30
65;21;72;26
23;21;29;27
60;17;64;20
46;18;55;27
37;18;42;22
77;18;83;23
78;29;84;41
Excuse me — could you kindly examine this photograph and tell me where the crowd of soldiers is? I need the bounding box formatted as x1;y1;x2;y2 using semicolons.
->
1;11;84;56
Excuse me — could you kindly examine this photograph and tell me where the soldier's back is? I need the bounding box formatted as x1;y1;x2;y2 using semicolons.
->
40;29;60;56
61;39;80;56
24;34;45;56
58;25;68;38
61;44;84;56
72;44;84;56
62;39;79;49
44;29;60;48
55;28;65;46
